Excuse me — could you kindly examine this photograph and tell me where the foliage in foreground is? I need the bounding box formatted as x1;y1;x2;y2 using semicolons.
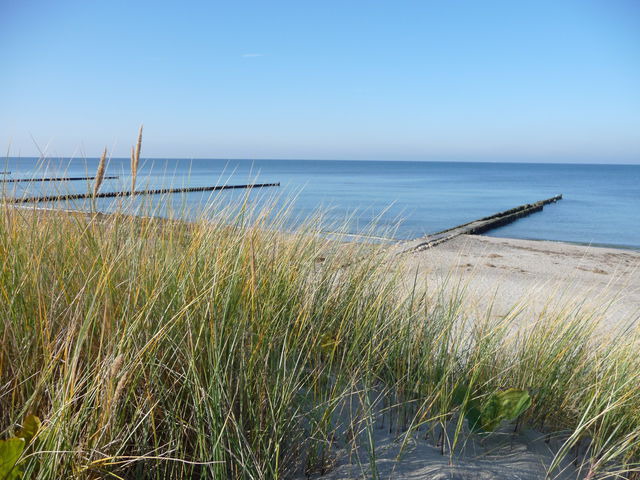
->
0;200;639;479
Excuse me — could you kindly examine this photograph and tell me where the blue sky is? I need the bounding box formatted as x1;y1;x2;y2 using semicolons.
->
1;0;639;162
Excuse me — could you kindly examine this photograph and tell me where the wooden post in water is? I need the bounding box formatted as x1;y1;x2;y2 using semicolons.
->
3;182;281;204
392;194;562;254
1;176;118;183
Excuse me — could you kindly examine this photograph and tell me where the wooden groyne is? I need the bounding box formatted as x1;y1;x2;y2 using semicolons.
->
1;175;118;183
393;194;562;254
4;182;281;204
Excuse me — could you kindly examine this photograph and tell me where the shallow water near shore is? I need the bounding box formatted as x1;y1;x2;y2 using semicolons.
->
3;158;639;248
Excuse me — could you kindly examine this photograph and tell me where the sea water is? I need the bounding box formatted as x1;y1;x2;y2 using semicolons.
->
2;158;639;249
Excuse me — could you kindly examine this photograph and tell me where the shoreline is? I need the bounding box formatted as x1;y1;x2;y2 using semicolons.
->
483;232;640;252
12;201;640;251
11;201;640;252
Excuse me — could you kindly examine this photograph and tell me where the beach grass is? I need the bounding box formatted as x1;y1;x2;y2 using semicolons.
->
0;190;639;479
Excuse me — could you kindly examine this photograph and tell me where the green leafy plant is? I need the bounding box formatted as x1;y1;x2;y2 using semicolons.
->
0;438;24;480
0;415;41;480
461;389;531;433
15;415;40;445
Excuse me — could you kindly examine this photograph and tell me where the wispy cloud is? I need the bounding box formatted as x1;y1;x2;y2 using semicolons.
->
242;53;264;58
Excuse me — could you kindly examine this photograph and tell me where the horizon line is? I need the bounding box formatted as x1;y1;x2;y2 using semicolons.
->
3;156;640;166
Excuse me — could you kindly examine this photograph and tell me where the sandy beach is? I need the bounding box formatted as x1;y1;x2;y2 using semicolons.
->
400;234;640;330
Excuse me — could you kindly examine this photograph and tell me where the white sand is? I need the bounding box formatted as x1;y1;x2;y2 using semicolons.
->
314;423;584;480
400;235;640;329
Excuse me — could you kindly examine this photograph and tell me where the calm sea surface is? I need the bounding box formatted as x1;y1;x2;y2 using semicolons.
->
2;158;639;249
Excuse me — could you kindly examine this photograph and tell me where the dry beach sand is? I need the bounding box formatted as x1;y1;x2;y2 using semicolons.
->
402;234;640;330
